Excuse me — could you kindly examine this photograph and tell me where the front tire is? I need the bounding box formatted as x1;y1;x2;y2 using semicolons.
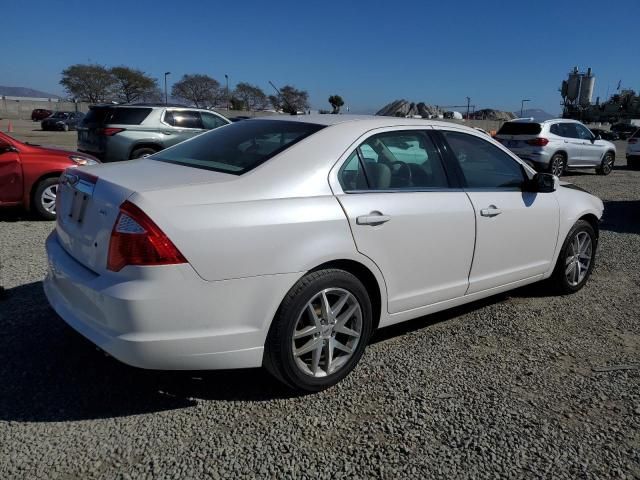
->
549;153;566;177
596;152;614;175
264;269;373;392
548;220;597;294
33;177;59;220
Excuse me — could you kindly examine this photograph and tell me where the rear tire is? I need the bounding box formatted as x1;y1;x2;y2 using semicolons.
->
33;177;59;220
548;220;597;294
131;147;159;159
596;152;614;175
548;153;565;177
264;269;373;392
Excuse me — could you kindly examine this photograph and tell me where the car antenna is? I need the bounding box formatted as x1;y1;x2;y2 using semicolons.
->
268;81;296;115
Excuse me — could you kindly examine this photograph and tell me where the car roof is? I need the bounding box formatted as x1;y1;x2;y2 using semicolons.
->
508;117;581;125
246;114;482;131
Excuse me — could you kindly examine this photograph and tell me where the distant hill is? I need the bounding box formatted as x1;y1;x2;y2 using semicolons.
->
514;109;555;121
0;86;60;99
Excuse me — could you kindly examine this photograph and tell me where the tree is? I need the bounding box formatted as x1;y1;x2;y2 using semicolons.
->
269;85;309;114
60;64;116;103
328;95;344;114
110;66;158;103
233;82;269;111
171;74;221;108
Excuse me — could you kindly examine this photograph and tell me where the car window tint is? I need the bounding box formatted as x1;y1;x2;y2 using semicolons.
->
165;110;203;129
152;120;324;175
342;131;448;191
560;123;579;139
575;124;593;140
443;131;525;189
200;112;228;130
550;124;561;136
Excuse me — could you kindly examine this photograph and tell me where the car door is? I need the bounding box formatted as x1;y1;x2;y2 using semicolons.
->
333;128;476;314
439;129;559;294
558;123;585;165
576;123;604;165
162;109;205;147
0;139;22;204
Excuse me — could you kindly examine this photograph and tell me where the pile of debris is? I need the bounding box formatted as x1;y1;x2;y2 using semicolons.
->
376;100;442;118
472;109;515;121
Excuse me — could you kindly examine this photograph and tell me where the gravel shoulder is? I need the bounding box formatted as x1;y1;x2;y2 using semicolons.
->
0;142;638;479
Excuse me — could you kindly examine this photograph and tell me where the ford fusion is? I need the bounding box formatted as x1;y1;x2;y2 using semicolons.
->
44;116;604;391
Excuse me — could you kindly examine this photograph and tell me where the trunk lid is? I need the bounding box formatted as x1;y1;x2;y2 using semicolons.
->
55;159;234;274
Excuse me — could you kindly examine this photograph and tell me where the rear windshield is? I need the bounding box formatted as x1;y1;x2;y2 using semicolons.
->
83;107;152;125
497;122;542;135
151;120;325;175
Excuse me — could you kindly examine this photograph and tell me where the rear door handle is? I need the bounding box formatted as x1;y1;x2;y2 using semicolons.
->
480;205;502;217
356;211;391;226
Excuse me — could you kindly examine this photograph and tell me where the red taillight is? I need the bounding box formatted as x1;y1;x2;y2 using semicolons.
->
526;138;549;146
98;127;125;136
107;201;186;272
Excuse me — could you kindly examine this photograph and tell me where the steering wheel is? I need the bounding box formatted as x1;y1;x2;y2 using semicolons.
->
390;161;412;187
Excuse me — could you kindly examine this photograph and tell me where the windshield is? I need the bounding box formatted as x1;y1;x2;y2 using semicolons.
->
51;112;69;119
151;120;325;175
497;122;542;135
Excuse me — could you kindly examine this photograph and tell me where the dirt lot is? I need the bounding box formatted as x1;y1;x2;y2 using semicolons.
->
1;118;79;150
0;130;638;478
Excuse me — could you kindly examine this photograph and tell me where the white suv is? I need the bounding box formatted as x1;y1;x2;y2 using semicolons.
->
625;128;640;170
495;119;616;176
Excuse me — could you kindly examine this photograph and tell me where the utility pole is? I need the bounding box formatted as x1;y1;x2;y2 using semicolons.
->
520;99;530;117
164;72;171;105
225;74;229;110
466;97;471;120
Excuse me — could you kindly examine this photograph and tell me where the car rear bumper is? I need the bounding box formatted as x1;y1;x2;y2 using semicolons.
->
44;231;301;370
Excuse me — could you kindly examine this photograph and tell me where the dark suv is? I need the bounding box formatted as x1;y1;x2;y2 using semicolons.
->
77;104;230;162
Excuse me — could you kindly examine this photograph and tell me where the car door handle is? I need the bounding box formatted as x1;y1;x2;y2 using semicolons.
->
356;211;391;226
480;205;502;217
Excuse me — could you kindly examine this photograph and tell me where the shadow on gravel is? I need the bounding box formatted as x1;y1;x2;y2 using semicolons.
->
0;208;45;222
601;200;640;234
0;282;298;423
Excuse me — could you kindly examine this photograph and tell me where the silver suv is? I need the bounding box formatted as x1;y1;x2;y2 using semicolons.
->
77;104;230;162
495;118;616;176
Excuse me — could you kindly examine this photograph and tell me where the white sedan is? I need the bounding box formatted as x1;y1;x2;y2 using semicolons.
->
44;116;604;391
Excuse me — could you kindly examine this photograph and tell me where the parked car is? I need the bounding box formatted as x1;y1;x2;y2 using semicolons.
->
44;116;604;391
77;104;231;162
588;128;619;141
0;131;99;220
495;118;616;176
41;111;85;131
610;123;638;140
31;108;52;121
626;128;640;170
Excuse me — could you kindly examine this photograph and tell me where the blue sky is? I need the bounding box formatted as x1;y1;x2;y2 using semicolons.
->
1;0;638;114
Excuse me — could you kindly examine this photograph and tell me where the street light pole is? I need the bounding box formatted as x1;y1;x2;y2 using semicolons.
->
225;74;229;110
520;99;530;117
164;72;171;105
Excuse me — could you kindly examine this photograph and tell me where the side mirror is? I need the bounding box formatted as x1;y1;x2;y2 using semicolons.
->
0;140;16;153
524;173;556;193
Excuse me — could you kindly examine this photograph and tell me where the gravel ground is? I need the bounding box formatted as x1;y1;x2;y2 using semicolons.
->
0;142;638;479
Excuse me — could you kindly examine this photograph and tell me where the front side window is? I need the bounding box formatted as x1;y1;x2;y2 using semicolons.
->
442;131;525;189
164;110;203;129
152;120;324;175
339;130;449;191
575;124;594;140
201;111;229;130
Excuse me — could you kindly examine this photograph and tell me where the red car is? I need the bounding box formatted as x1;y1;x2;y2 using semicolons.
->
31;109;53;121
0;131;99;220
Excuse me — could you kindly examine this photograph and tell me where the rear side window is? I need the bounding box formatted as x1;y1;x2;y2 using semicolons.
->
152;120;324;175
83;107;151;125
497;122;542;135
164;110;203;129
200;111;229;130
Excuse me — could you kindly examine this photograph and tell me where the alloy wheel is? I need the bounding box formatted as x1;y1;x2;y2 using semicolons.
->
551;156;564;176
565;231;592;286
41;184;58;214
291;288;362;378
602;154;614;174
